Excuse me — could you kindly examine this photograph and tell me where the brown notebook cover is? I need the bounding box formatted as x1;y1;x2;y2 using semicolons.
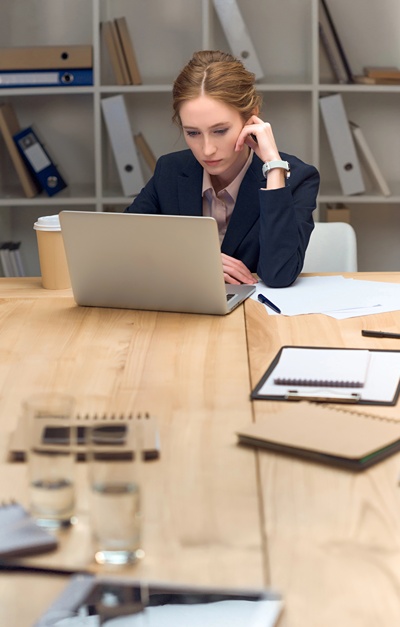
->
237;402;400;470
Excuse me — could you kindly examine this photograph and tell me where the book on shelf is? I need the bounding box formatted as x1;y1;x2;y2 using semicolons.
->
101;18;142;86
134;132;156;174
109;20;131;85
0;44;92;71
364;66;400;80
114;16;142;85
0;242;26;277
353;74;400;85
101;21;128;85
0;243;13;277
0;103;40;198
319;0;353;84
9;242;25;276
349;121;391;197
319;93;365;196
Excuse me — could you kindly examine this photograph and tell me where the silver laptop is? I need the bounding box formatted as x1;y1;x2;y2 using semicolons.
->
59;211;255;315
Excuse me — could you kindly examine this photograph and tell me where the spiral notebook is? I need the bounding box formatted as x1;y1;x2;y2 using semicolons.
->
9;412;160;462
251;346;400;405
271;347;370;387
237;402;400;470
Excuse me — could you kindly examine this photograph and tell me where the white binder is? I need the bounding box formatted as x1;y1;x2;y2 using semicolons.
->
212;0;264;80
101;95;144;197
319;94;365;195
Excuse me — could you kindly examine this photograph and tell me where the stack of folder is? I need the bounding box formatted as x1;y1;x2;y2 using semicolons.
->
0;44;93;88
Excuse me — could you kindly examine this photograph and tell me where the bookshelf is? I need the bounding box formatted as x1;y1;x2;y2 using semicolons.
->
1;0;400;275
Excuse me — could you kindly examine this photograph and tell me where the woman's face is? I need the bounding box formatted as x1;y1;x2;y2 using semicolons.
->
179;95;248;185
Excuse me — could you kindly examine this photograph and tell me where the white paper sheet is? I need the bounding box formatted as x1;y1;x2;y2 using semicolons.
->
253;276;400;319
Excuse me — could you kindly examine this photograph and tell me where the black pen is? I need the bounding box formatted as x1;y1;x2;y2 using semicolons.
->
362;330;400;339
258;293;281;314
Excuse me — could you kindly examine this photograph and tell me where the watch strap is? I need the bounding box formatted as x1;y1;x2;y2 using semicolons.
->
262;159;291;178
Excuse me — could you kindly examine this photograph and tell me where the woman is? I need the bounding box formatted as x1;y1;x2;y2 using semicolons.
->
126;50;319;288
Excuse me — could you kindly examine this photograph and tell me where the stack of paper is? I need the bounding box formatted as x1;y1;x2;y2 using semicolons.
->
254;276;400;319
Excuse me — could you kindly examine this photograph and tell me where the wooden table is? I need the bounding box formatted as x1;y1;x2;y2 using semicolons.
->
247;272;400;627
1;274;400;626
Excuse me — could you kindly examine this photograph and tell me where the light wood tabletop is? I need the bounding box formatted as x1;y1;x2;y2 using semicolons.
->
0;278;263;625
1;274;400;626
246;272;400;627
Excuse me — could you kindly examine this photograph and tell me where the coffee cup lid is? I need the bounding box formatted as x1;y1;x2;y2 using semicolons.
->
33;215;61;231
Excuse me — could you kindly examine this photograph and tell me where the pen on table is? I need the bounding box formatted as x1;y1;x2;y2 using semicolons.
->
362;330;400;339
258;293;281;314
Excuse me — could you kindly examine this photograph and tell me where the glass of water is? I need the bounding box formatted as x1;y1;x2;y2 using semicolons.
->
87;421;144;566
24;393;76;529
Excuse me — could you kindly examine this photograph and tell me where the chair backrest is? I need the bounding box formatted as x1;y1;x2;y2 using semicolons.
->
302;222;358;273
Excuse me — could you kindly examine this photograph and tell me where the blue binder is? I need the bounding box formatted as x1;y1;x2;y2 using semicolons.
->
0;68;93;88
13;126;67;196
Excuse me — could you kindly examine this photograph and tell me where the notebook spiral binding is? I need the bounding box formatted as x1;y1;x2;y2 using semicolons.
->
9;412;160;462
74;412;160;461
323;404;400;424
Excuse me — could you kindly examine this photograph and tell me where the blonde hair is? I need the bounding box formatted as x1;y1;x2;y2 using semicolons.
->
172;50;262;126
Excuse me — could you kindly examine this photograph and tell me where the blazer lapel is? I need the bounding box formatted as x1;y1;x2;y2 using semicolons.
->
177;158;203;216
221;154;264;256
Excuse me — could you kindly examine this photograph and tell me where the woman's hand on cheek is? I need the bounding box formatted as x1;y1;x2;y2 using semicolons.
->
221;253;257;285
235;115;280;163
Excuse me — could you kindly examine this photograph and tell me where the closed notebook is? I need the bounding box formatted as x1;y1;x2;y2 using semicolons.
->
237;402;400;470
0;502;58;558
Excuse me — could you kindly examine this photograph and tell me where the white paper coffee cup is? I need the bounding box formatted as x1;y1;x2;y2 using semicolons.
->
34;214;71;289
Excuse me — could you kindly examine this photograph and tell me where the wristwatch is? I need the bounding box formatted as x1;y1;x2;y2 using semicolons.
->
262;159;291;179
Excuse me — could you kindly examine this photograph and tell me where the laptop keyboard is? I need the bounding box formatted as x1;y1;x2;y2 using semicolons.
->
226;293;235;301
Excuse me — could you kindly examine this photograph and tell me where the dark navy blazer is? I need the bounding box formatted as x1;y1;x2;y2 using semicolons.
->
125;149;320;287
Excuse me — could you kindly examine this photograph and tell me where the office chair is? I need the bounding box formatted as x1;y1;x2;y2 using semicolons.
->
302;222;358;272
